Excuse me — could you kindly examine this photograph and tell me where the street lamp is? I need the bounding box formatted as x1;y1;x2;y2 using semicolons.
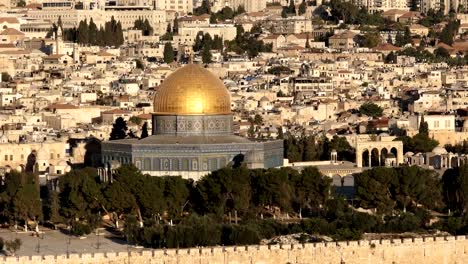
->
96;228;100;250
66;225;71;257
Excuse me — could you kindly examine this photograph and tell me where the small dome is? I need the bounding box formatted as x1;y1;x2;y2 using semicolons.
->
259;96;269;102
405;151;414;156
432;146;447;155
379;132;390;137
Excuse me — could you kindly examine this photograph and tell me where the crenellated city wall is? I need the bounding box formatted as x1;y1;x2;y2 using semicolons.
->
2;235;468;264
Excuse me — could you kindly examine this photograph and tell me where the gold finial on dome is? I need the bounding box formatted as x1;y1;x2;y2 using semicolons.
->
153;64;231;115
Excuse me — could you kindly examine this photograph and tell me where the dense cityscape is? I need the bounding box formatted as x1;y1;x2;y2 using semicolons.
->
0;0;465;263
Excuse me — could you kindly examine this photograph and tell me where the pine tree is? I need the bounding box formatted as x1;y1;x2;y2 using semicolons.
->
141;122;149;139
110;117;128;140
163;42;175;63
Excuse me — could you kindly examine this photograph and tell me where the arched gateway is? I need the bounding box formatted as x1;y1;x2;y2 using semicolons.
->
356;138;403;168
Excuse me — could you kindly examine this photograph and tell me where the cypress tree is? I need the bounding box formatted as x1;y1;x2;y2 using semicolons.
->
419;115;429;136
143;19;153;36
163;42;175;63
288;0;296;14
395;31;404;47
387;34;393;44
88;18;98;45
104;20;112;46
193;31;204;52
97;26;105;46
141;122;149;139
77;19;89;44
305;35;310;49
166;23;172;33
57;16;63;30
173;18;178;34
403;27;412;46
116;21;124;46
298;0;306;15
202;44;212;64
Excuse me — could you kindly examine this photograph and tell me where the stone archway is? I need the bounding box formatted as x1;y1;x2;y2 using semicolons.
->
361;149;370;167
380;148;389;166
332;175;342;187
370;148;380;167
356;139;403;168
26;150;37;173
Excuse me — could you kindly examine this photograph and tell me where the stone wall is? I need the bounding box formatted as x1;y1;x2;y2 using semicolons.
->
3;235;468;264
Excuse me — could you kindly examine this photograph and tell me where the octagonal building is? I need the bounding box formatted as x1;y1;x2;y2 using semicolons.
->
101;64;284;180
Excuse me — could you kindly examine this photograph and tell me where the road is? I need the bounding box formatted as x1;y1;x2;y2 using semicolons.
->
0;228;143;256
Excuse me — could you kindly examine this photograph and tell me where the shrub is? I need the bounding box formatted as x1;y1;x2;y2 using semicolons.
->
4;238;21;256
71;222;93;236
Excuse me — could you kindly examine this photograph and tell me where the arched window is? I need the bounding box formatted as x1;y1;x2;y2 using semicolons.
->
192;159;198;170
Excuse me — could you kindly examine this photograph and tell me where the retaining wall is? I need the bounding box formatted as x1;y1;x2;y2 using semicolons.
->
2;235;468;264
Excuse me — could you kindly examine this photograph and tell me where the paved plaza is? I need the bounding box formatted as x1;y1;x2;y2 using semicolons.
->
0;228;143;256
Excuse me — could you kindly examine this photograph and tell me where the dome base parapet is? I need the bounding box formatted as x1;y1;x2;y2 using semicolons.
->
152;113;233;136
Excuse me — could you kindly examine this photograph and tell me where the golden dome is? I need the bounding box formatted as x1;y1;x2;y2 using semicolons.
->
153;64;231;115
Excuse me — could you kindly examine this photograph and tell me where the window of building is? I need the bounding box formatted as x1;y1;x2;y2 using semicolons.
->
172;159;179;171
208;159;218;171
4;155;7;161
154;158;160;171
9;155;12;161
163;159;170;170
182;159;189;171
434;121;439;128
143;158;151;171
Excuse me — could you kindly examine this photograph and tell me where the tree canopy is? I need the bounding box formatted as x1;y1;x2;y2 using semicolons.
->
359;102;383;118
109;117;128;140
64;17;124;47
133;17;153;36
